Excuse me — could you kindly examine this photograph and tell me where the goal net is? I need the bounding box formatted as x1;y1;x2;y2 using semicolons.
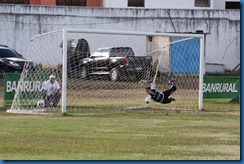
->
7;29;205;114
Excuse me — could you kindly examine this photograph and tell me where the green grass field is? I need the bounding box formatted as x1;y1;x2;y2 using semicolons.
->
0;109;240;160
0;78;240;160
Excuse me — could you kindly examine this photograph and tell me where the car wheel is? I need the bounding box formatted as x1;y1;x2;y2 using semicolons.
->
81;67;87;79
110;68;119;81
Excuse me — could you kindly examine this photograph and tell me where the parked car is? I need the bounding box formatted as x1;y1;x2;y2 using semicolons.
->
0;45;34;78
80;47;153;81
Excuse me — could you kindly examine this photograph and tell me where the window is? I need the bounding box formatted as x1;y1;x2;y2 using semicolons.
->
0;49;21;58
109;48;134;57
195;0;210;7
56;0;86;6
0;0;29;4
128;0;144;7
226;2;240;9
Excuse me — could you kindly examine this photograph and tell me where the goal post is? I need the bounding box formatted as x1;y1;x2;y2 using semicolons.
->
62;29;68;114
7;29;205;114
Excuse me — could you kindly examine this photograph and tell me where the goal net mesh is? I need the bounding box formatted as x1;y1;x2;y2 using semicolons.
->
8;30;203;114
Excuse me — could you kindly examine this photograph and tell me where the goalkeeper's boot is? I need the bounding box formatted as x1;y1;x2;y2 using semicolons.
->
169;79;176;86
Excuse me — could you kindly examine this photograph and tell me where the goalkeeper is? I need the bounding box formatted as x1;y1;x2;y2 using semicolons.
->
143;79;177;104
42;75;61;107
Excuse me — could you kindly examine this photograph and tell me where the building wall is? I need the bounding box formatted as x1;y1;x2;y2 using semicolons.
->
0;5;240;72
144;0;211;9
30;0;56;5
102;0;126;8
29;0;102;6
212;0;225;9
103;0;240;9
1;0;240;9
87;0;102;7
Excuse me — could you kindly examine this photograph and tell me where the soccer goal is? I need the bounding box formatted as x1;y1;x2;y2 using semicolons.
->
7;29;205;114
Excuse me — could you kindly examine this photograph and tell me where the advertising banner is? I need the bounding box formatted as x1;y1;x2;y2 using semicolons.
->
4;73;49;107
203;76;240;99
4;73;20;107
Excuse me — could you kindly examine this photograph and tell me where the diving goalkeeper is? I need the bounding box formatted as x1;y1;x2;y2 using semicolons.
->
143;79;177;104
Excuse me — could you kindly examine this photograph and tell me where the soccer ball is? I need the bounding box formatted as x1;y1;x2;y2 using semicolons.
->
37;100;45;108
145;97;149;104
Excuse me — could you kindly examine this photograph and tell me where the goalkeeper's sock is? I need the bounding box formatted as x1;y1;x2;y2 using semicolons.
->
169;79;176;85
138;80;148;83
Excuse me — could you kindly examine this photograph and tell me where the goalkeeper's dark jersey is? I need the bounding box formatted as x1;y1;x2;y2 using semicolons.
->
150;89;164;103
150;82;164;103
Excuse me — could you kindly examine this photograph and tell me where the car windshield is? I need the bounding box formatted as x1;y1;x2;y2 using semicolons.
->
110;48;134;57
91;48;109;58
0;49;22;58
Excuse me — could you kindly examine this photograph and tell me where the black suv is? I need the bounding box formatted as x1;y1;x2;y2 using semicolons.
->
0;45;34;77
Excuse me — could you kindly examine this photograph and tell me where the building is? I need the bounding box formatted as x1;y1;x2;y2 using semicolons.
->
0;0;102;7
0;1;240;72
102;0;240;9
0;0;240;9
